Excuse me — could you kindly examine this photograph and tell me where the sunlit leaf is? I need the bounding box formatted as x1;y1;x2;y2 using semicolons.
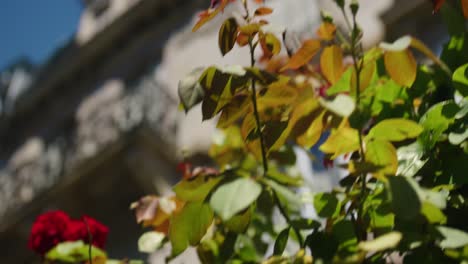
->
319;94;355;117
178;67;206;112
297;110;325;148
397;142;427;177
453;63;468;97
219;17;239;56
138;231;166;253
421;202;447;224
313;192;339;218
327;67;353;96
280;39;321;71
174;175;223;202
239;23;261;36
358;232;402;252
320;45;344;84
257;79;298;111
367;118;424;142
320;126;360;159
365;139;398;179
210;178;262;220
384;50;417;87
379;36;412;52
264;179;302;211
46;241;106;263
169;202;213;255
437;226;468;249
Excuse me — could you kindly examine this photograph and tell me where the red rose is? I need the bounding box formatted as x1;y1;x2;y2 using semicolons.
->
28;211;110;256
81;216;109;249
62;219;87;242
27;210;71;255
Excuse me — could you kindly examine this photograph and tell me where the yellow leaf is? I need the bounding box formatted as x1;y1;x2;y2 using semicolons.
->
320;126;360;159
270;97;320;151
218;17;239;56
281;39;321;71
384;50;417;87
351;61;376;93
320;45;344;84
239;23;261;36
241;111;256;141
217;95;251;129
257;80;298;111
365;139;398;180
260;33;282;59
297;110;325;148
317;22;336;41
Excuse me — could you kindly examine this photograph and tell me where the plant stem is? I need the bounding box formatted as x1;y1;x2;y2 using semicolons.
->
348;7;367;241
83;217;93;264
244;0;268;176
273;190;304;247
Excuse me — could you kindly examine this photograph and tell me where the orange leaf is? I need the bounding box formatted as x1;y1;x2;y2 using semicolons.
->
281;39;321;71
462;0;468;18
237;32;249;47
320;45;344;84
192;0;230;32
384;50;417;87
432;0;445;13
255;7;273;16
317;22;336;41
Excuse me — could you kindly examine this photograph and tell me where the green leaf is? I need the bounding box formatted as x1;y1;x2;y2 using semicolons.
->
453;63;468;97
358;232;402;252
420;101;460;147
266;169;302;187
319;94;356;117
368;118;423;142
218;17;239;56
437;226;468;249
169;202;214;256
173;175;223;202
46;241;106;263
313;192;339;218
225;206;253;233
178;67;206;112
274;227;291;255
210;178;262;220
306;232;338;261
387;176;421;220
326;67;353;96
332;219;358;250
421;202;447;224
264;179;302;212
365;139;398;179
138;231;166;253
290;218;321;230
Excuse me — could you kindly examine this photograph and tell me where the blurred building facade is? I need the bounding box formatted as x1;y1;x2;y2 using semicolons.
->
0;0;444;263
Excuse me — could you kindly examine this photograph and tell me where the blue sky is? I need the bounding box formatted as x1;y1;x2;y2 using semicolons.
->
0;1;82;70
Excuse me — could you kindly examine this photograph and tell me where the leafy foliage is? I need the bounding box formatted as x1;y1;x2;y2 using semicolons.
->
133;0;468;263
